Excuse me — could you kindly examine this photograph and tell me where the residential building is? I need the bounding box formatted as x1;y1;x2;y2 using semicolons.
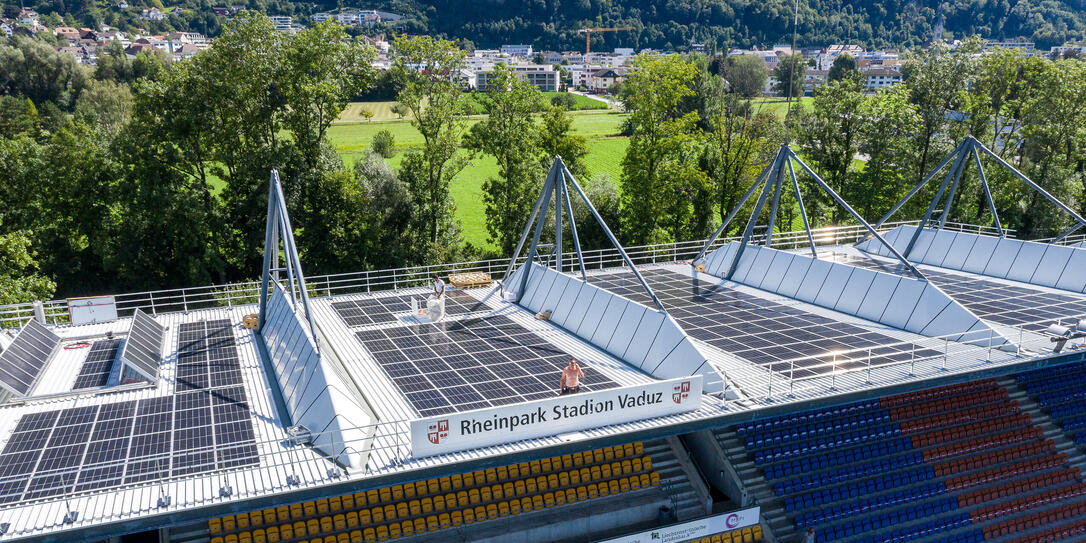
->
0;22;12;38
475;64;558;92
54;27;81;42
17;9;39;26
803;68;828;95
863;68;903;91
586;67;628;93
140;7;167;20
816;44;863;69
500;44;533;57
985;38;1035;54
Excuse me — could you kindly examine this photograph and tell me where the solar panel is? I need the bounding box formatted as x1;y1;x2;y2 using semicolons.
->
833;254;1086;333
333;289;483;327
355;315;619;417
591;269;941;378
0;319;60;396
72;339;121;390
0;320;260;504
121;309;165;381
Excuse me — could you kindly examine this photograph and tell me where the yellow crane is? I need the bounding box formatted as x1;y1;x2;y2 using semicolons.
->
577;27;634;57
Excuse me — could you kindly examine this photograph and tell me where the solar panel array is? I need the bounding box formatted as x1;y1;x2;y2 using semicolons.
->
121;309;165;381
591;269;941;378
0;320;258;505
72;339;121;390
332;290;481;327
834;254;1086;333
355;315;619;417
0;320;60;396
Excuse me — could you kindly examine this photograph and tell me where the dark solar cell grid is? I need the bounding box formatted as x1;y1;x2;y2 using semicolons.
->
0;321;260;505
332;289;482;328
0;320;60;396
591;268;941;378
72;339;122;390
355;315;619;416
833;254;1086;333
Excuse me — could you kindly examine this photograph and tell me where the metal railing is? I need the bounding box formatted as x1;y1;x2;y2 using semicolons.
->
1;220;1013;328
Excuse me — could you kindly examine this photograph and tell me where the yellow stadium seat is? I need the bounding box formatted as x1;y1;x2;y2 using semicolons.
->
292;521;306;538
289;505;303;521
441;493;455;510
526;478;538;494
508;464;521;479
303;502;316;517
529;460;541;476
452;490;465;507
383;504;396;521
497;502;510;517
650;473;660;486
400;520;413;537
480;486;492;502
225;517;238;532
565;488;577;503
305;519;319;536
350;530;363;543
578;486;589;501
414;481;427;497
541;458;553;473
379;487;392;503
362;528;376;543
463;507;475;525
395;502;408;519
604;448;614;462
450;474;463;490
439;476;452;492
359;509;372;525
608;480;620;495
248;512;261;528
601;463;613;479
639;474;650;488
547;473;558;489
518;462;530;476
621;460;632;475
279;525;294;541
408;500;421;516
570;470;581;486
561;454;574;469
210;519;223;534
475;505;487;522
632;458;643;472
426;480;439;495
543;492;555;508
346;512;359;529
490;484;504;501
336;534;348;543
320;516;333;533
559;472;570;488
520;497;533;513
323;536;335;543
571;453;583;467
225;535;238;543
513;480;525;496
274;507;289;523
450;510;463;527
710;535;722;543
438;513;451;529
426;515;439;531
413;517;425;535
743;527;754;542
634;442;644;455
353;493;366;509
317;499;330;516
502;482;514;498
464;471;476;488
370;507;384;524
485;468;498;484
402;484;415;500
267;527;281;543
376;525;389;541
753;525;763;540
593;450;605;464
486;503;498;519
387;523;400;539
422;497;435;514
644;457;652;471
554;490;566;506
468;488;481;505
254;530;266;543
367;490;380;506
598;481;610;497
497;466;509;481
329;497;343;513
590;466;602;481
510;499;522;515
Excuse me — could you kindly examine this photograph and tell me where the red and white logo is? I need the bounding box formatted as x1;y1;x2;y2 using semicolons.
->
672;381;691;404
427;420;449;444
725;513;740;529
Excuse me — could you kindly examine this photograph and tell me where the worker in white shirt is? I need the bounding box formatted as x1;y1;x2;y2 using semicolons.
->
432;276;445;299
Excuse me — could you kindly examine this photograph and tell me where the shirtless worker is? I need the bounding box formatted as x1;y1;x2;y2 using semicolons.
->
560;357;585;395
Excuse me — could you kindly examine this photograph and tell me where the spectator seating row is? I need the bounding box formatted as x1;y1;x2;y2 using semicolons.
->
209;442;658;543
687;524;764;543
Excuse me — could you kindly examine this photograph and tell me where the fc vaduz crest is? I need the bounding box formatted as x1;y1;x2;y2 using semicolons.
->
672;381;691;404
427;420;449;444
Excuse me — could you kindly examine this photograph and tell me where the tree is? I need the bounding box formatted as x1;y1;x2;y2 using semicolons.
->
0;223;56;305
354;151;415;269
0;36;88;108
371;129;396;158
700;95;781;229
465;63;546;254
773;54;806;99
724;55;768;98
74;79;132;138
619;54;711;245
827;53;859;82
391;35;468;255
800;76;865;223
538;105;589;178
856;85;922;219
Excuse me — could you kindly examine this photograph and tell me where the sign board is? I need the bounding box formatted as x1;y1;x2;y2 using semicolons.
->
67;296;118;326
410;376;702;457
596;507;760;543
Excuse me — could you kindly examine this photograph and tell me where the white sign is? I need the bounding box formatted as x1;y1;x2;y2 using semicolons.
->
411;376;703;457
67;296;118;326
596;507;761;543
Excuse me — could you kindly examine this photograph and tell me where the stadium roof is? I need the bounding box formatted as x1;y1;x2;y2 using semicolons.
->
0;157;1085;540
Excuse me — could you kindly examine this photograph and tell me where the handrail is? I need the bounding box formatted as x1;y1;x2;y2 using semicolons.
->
0;220;1006;328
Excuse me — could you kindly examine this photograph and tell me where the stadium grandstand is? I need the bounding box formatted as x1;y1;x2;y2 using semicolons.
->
0;142;1085;543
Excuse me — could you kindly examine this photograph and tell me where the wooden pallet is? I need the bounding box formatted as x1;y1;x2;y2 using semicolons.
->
448;272;493;289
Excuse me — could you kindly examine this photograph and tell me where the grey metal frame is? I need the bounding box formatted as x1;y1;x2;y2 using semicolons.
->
258;171;321;352
696;145;926;280
872;136;1086;251
503;157;666;312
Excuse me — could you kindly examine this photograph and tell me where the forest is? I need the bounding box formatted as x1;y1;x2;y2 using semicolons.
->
10;0;1086;51
1;16;1085;309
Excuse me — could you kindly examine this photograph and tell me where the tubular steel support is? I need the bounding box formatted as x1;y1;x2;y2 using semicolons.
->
764;157;786;248
692;158;776;264
873;140;966;231
904;149;965;257
500;164;553;296
787;156;818;258
726;151;782;280
515;167;557;303
1053;223;1084;244
972;146;1004;238
560;171;588;282
936;146;969;230
972;138;1086;229
787;148;928;281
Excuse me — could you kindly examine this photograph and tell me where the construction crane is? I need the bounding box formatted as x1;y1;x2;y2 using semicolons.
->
577;27;634;57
